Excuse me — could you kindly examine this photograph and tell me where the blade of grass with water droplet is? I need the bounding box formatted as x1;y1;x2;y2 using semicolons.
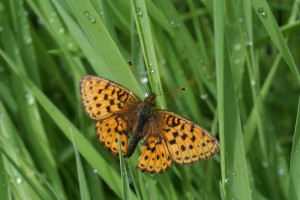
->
250;0;300;85
214;0;251;199
131;0;165;108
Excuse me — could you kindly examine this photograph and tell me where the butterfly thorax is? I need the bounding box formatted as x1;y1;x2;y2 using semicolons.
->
144;93;156;107
125;93;156;157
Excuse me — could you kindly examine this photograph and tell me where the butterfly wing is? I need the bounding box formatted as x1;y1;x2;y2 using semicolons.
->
80;75;140;120
153;110;219;165
136;123;172;174
96;115;131;156
80;75;141;156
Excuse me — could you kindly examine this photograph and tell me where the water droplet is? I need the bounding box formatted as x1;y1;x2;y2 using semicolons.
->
141;77;148;84
225;178;230;184
128;177;132;184
25;92;35;105
262;161;269;168
169;21;175;27
15;177;22;184
150;68;154;73
234;43;241;51
83;11;90;16
246;41;253;46
135;8;143;16
250;78;255;86
58;28;65;34
278;168;285;175
88;15;96;23
23;35;32;44
232;171;237;176
0;26;3;32
234;59;240;64
37;18;43;25
93;169;98;174
258;7;266;17
200;94;208;100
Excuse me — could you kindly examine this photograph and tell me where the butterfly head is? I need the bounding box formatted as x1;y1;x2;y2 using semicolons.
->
144;93;156;107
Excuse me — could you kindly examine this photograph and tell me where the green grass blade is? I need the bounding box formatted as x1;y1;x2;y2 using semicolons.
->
131;0;165;108
250;0;300;85
0;136;9;200
289;97;300;199
119;136;131;200
71;129;91;200
214;0;251;199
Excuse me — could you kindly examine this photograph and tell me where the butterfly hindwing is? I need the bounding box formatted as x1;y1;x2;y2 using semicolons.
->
95;115;129;156
80;75;140;120
154;110;219;165
137;131;172;174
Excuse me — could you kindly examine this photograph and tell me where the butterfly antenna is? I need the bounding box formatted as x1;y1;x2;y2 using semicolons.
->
155;88;187;97
127;60;149;95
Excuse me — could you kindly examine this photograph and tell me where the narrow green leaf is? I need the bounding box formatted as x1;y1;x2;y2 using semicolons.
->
119;136;131;200
71;128;91;200
289;97;300;199
214;0;251;199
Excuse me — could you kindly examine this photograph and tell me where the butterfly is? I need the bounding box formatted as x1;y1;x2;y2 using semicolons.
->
80;75;219;174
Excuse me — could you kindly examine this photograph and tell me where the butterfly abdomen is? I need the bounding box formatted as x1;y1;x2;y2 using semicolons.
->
125;104;152;158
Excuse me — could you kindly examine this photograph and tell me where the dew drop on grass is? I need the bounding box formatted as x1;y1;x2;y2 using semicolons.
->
25;92;35;105
135;8;143;16
234;43;241;51
58;27;65;34
88;15;96;23
15;177;22;184
232;171;237;176
83;11;90;16
278;168;285;175
225;178;230;184
200;94;208;100
93;169;98;174
258;7;267;17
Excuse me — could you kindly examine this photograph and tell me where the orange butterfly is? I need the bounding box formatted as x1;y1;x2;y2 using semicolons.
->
80;75;219;174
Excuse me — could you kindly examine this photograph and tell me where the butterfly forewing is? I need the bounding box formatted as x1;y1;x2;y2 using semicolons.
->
80;75;140;120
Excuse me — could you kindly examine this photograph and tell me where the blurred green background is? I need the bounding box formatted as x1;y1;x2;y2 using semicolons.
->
0;0;299;199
